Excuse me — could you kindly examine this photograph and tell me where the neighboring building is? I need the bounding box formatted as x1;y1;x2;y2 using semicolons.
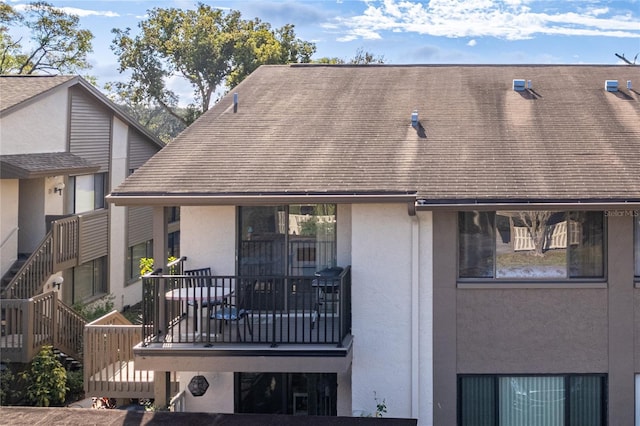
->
0;75;171;317
107;65;640;425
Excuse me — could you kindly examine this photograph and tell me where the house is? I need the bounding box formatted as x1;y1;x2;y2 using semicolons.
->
0;75;174;366
107;65;640;424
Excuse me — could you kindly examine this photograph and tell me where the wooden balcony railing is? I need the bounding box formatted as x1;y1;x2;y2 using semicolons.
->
84;311;178;399
140;266;351;347
0;291;84;364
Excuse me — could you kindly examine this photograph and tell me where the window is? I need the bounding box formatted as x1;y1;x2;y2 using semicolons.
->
235;372;337;416
459;211;604;280
635;216;640;278
66;173;107;213
238;204;337;276
168;231;180;258
127;240;153;282
72;256;107;303
459;374;606;426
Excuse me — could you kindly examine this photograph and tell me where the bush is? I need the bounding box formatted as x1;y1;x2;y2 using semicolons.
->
65;369;84;403
73;294;115;322
0;364;15;405
20;346;67;407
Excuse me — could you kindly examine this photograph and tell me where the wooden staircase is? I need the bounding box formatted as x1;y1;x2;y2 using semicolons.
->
0;216;84;365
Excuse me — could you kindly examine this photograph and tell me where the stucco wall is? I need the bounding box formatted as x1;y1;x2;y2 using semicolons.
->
0;180;19;276
351;204;432;422
181;205;236;275
0;89;68;154
457;288;608;372
109;117;131;309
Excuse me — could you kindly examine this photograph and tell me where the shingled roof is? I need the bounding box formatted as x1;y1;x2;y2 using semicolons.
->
0;75;77;113
109;65;640;207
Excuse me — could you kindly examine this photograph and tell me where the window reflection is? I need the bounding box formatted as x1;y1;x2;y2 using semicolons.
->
459;211;604;280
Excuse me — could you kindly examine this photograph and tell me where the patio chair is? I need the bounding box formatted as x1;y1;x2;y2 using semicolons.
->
210;279;254;341
185;268;220;307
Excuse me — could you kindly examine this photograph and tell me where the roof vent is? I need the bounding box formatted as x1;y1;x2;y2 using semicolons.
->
411;110;419;128
605;80;618;92
513;79;526;92
527;80;532;90
627;80;632;90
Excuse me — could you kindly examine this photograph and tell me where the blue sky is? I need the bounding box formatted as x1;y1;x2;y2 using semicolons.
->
5;0;640;97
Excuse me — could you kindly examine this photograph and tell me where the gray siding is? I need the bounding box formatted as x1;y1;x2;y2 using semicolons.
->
78;210;108;264
128;129;160;170
128;206;153;246
69;88;111;172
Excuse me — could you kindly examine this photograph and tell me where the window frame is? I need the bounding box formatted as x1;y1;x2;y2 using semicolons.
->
67;172;108;214
458;210;607;283
458;373;607;426
72;256;107;304
126;240;153;284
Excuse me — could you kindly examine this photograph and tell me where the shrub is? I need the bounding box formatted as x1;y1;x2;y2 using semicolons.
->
20;346;67;407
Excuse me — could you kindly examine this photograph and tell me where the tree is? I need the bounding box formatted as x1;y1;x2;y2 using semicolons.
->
348;47;385;64
518;211;553;257
0;2;93;75
314;47;385;65
104;81;188;143
111;4;315;127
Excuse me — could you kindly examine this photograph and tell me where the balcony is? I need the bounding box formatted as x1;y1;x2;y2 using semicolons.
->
139;266;351;349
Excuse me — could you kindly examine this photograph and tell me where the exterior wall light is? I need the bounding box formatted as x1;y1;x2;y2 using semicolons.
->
53;182;65;196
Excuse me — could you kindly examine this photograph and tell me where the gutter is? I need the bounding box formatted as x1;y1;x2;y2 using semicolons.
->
106;193;418;206
415;201;640;211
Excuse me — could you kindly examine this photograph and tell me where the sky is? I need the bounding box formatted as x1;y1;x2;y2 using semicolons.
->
5;0;640;101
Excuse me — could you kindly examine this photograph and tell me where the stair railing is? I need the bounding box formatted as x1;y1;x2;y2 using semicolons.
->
3;216;79;300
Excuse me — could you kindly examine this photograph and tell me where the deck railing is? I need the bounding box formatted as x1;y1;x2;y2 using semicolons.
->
84;310;178;398
140;266;351;347
0;291;85;363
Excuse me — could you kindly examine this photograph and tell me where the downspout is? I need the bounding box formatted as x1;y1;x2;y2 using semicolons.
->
411;210;420;418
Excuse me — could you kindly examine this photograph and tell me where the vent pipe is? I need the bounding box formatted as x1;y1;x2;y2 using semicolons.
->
605;80;618;92
513;79;526;92
233;93;238;112
411;110;419;128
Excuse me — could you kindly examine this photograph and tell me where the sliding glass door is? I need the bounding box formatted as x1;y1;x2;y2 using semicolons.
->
236;372;337;416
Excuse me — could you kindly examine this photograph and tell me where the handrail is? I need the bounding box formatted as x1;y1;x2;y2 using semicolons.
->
0;291;86;363
3;230;54;299
0;226;19;249
3;215;80;300
169;390;187;412
141;266;352;346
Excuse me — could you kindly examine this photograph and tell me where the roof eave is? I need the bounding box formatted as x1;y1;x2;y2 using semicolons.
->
106;192;417;206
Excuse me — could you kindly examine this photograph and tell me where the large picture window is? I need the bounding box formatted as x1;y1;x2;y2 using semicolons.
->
459;211;604;280
459;374;606;426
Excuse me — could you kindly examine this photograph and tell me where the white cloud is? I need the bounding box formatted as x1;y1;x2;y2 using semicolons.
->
467;39;477;46
331;0;640;41
12;3;119;18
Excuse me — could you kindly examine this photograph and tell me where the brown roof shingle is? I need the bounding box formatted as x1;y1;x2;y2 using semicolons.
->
110;65;640;205
0;75;77;113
